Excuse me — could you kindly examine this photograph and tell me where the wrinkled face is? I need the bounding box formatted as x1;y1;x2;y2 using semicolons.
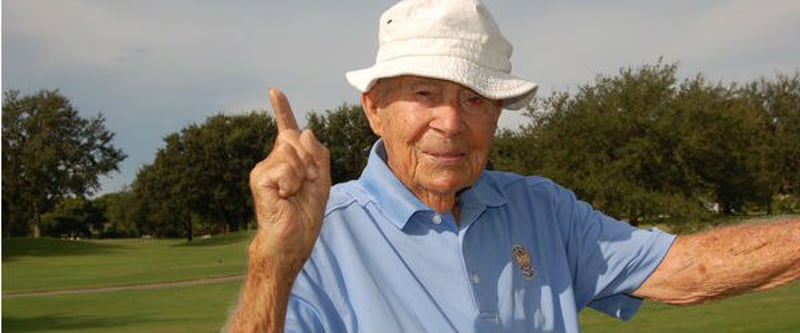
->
362;76;502;206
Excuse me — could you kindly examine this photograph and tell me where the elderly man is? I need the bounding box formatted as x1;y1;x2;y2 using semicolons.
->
227;0;800;332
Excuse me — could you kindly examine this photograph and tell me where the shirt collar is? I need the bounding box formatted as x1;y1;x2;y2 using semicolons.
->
358;140;508;230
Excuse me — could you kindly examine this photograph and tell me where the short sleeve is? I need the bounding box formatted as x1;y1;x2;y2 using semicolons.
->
553;186;676;320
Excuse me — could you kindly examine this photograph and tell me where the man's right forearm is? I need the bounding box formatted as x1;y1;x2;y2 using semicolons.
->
224;232;300;333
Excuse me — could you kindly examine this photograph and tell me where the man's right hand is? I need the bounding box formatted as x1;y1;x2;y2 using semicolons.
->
226;89;331;333
248;88;331;275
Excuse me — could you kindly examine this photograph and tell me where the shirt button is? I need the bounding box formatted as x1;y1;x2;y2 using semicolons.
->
471;272;480;284
432;213;443;225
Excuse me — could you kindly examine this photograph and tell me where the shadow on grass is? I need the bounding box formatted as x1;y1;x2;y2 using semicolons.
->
1;238;123;262
172;231;251;248
1;313;162;332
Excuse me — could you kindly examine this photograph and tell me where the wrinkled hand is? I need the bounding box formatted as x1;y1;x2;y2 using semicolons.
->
249;88;331;275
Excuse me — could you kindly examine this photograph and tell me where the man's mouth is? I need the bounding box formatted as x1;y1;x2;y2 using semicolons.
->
424;151;466;164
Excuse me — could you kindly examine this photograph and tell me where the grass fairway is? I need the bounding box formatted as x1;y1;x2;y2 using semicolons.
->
3;233;251;333
3;232;251;293
3;280;242;333
4;228;800;332
581;280;800;333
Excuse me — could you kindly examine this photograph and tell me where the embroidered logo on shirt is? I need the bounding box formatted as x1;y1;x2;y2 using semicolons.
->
512;244;536;279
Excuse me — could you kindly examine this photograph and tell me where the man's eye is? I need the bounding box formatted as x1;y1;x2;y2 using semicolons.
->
415;90;432;97
464;95;485;106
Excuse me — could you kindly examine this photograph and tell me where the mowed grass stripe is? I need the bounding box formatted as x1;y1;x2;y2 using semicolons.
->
3;279;243;333
4;274;243;298
2;232;252;293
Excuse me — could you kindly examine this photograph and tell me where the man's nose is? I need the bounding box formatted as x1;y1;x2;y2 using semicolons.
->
429;98;465;136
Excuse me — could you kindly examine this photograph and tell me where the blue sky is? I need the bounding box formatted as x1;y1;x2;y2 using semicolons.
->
3;0;799;195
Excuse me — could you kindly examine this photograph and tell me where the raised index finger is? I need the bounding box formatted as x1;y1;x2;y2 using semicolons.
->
269;88;299;132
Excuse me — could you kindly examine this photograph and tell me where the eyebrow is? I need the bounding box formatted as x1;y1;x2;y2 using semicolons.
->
402;76;498;102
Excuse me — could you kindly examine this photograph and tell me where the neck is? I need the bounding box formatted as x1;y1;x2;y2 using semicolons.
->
419;193;456;212
415;191;462;223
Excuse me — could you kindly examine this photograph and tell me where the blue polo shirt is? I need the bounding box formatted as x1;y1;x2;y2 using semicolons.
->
285;141;675;333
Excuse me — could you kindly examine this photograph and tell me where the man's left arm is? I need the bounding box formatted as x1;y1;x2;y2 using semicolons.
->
634;217;800;305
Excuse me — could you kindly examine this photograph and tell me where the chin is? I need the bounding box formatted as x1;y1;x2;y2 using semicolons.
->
424;176;474;195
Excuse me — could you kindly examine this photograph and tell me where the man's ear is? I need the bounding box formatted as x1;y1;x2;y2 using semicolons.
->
361;92;383;137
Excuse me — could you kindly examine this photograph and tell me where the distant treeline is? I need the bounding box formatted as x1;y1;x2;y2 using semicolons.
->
492;61;799;231
4;61;798;239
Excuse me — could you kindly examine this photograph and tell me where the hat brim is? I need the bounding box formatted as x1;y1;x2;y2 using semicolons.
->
346;56;537;110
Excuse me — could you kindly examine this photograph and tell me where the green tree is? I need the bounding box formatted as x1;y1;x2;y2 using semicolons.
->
97;187;142;237
40;196;104;238
181;113;276;234
132;112;274;240
742;73;800;198
134;136;193;239
490;128;536;174
2;90;126;238
506;62;781;227
670;76;773;215
522;61;703;225
307;104;378;184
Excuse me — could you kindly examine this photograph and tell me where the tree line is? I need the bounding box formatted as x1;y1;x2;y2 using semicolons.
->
493;62;799;231
3;61;798;239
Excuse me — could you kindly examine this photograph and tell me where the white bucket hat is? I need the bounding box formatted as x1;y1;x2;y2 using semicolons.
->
345;0;537;110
